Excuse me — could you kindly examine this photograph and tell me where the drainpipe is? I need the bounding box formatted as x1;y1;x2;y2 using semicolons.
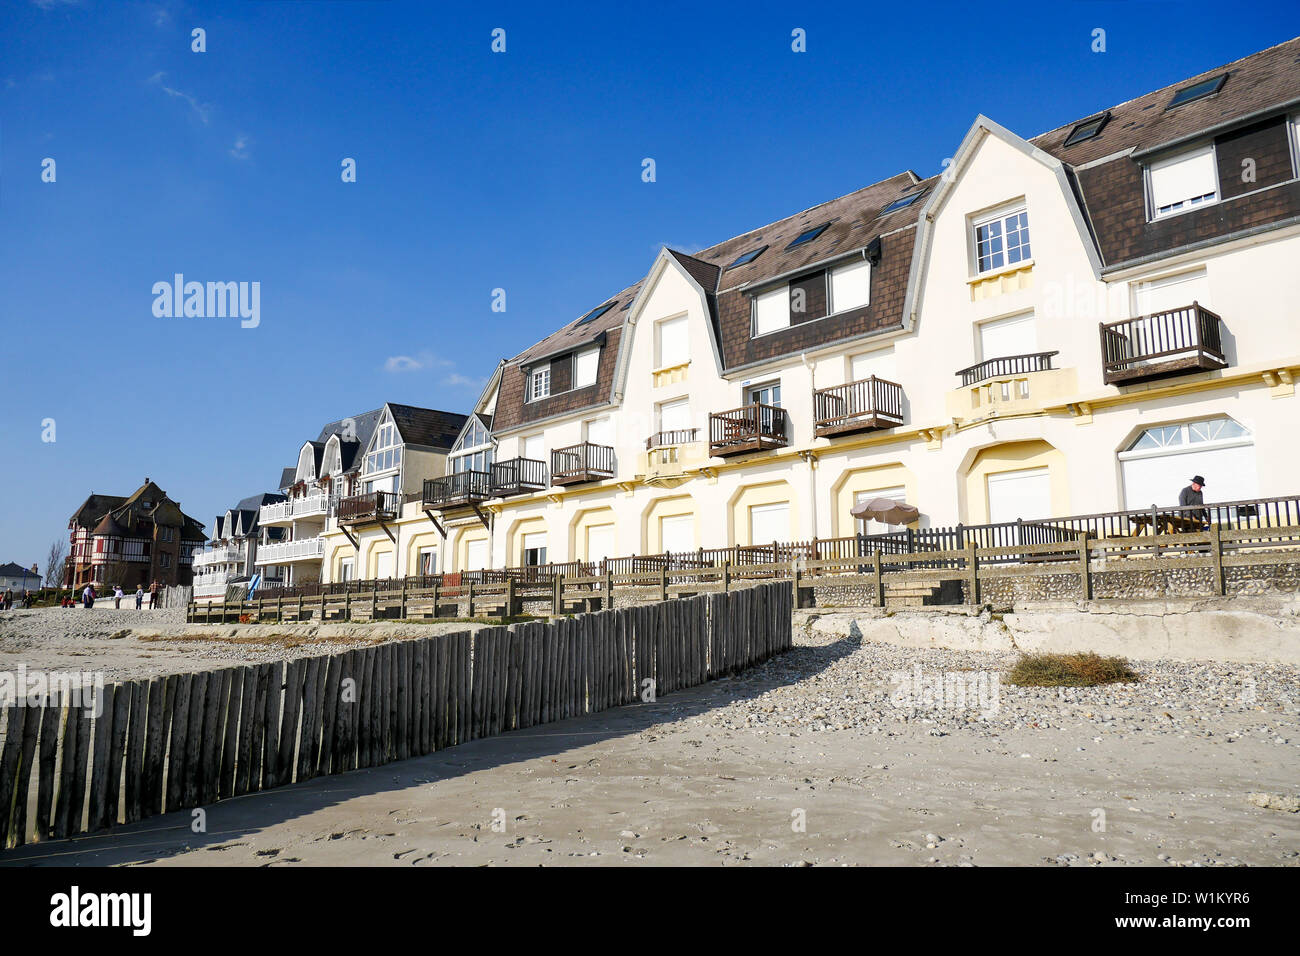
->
799;352;820;539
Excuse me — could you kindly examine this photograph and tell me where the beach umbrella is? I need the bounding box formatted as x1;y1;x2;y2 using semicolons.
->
850;497;919;526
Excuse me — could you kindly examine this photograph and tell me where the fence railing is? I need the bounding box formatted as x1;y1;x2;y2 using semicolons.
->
1100;302;1225;384
551;442;615;485
338;491;400;523
708;403;789;456
646;428;700;449
956;351;1059;387
490;457;549;497
3;584;791;851
422;471;491;509
813;377;905;434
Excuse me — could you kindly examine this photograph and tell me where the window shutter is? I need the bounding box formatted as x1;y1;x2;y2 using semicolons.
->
573;347;600;388
657;316;689;367
753;287;789;336
1150;147;1218;212
830;259;871;313
979;313;1037;360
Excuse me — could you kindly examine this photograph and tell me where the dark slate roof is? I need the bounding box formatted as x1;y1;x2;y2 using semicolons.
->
0;562;34;577
69;493;128;529
1031;36;1300;163
235;492;285;512
278;467;296;491
388;403;469;450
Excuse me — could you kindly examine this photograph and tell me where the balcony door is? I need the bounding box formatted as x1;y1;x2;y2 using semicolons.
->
585;417;613;448
1128;269;1210;366
521;531;548;567
850;348;896;384
375;551;394;581
978;313;1036;362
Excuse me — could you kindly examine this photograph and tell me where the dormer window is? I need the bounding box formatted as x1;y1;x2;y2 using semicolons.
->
1063;112;1110;147
1147;145;1218;219
364;420;401;474
1167;73;1227;110
530;366;551;400
784;222;830;251
974;207;1031;274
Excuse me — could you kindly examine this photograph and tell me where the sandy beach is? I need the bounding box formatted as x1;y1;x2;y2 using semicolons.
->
2;616;1296;867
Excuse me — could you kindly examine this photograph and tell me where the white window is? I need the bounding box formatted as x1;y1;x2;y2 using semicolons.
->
1149;146;1219;218
986;468;1052;524
974;207;1031;273
748;380;781;407
752;286;790;336
521;531;548;567
585;524;615;563
585;417;613;448
850;347;896;383
465;539;488;572
829;258;871;313
748;502;790;545
1132;268;1209;317
339;558;354;582
854;487;908;536
659;514;694;553
658;397;691;435
450;417;494;474
1120;417;1256;510
530;366;551;400
375;552;394;580
573;347;599;388
521;434;545;463
418;547;437;575
656;316;689;367
365;419;402;474
979;312;1037;361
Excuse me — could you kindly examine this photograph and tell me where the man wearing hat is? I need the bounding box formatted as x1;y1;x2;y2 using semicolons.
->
1179;476;1208;525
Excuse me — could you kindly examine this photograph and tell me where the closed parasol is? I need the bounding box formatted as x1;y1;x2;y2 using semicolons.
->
850;497;919;526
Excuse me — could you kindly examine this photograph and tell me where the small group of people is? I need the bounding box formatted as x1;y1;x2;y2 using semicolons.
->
0;588;29;611
76;581;160;610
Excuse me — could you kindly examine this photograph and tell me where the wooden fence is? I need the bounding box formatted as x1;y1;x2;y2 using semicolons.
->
0;583;791;851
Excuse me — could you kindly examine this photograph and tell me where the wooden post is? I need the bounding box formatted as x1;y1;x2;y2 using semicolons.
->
344;584;351;621
791;560;801;610
722;561;731;593
1209;525;1225;595
277;593;283;621
965;540;980;605
467;580;476;617
553;575;563;616
603;567;613;609
1151;506;1161;558
371;579;378;620
659;566;668;603
320;588;326;620
872;550;884;607
401;577;408;619
432;578;440;615
505;577;517;618
1077;536;1091;601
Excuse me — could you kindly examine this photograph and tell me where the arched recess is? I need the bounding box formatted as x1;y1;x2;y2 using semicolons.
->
828;462;918;538
962;439;1067;524
726;480;796;546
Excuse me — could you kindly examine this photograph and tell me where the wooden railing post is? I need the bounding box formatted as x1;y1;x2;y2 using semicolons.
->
872;549;884;607
791;560;802;610
553;575;563;615
401;577;408;618
965;540;980;605
432;578;440;614
467;580;476;616
1077;536;1091;601
722;561;731;593
1209;525;1225;596
371;579;378;619
505;576;517;617
603;567;613;609
659;566;668;603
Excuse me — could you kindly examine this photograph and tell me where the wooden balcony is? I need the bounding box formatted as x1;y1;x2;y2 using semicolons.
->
957;351;1059;387
1100;302;1226;385
813;377;905;438
337;490;400;524
646;428;700;449
709;403;789;458
551;443;615;486
422;471;492;511
490;457;549;497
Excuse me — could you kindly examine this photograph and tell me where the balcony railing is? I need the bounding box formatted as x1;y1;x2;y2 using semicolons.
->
708;403;789;458
193;544;244;567
423;471;492;510
646;428;700;450
260;493;331;524
254;537;326;564
338;491;400;524
813;377;905;437
1100;302;1226;385
491;457;549;497
957;351;1059;387
551;443;615;486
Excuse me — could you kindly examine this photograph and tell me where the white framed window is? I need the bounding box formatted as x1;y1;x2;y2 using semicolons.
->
418;547;437;575
978;312;1037;360
1119;417;1256;510
659;514;694;553
573;346;599;388
521;531;548;567
465;539;488;572
656;315;689;367
974;207;1031;274
748;380;781;407
339;557;354;582
752;286;790;337
748;502;790;546
364;417;402;474
657;397;691;434
529;366;551;400
829;258;871;313
1148;145;1219;218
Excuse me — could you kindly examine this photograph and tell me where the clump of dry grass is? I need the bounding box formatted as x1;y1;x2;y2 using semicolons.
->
1007;652;1140;687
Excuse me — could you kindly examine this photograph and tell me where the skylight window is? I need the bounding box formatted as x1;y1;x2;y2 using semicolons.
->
784;223;829;251
1167;74;1227;109
727;245;768;269
577;301;616;325
879;192;925;216
1064;112;1110;146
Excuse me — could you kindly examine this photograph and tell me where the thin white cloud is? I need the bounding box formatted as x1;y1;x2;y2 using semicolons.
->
384;353;477;388
229;133;250;160
32;0;82;9
150;71;211;125
385;355;426;373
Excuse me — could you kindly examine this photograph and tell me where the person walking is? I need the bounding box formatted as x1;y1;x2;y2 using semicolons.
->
149;581;159;610
135;585;144;609
82;584;94;609
113;585;124;609
1;588;11;611
1179;475;1208;526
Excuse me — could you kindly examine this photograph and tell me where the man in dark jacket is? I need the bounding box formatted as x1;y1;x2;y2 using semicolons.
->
1179;475;1207;524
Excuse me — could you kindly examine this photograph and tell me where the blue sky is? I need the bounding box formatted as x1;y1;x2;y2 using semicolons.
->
0;0;1294;573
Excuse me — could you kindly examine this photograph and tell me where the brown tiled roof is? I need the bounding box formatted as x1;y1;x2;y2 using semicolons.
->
510;279;644;366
